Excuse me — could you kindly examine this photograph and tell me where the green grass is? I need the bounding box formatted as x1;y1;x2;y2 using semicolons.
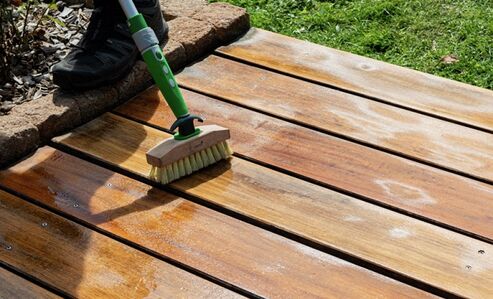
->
211;0;493;89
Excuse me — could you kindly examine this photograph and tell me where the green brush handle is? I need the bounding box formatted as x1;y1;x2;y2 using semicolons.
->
128;14;189;118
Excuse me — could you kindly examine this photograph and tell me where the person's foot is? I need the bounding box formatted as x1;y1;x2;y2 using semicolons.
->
52;0;168;90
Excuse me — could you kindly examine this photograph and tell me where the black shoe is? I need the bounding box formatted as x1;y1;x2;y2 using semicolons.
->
52;0;168;90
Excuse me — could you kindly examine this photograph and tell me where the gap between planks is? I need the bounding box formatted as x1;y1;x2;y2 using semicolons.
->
0;147;434;299
0;189;242;299
216;28;493;134
0;265;62;299
46;112;493;298
0;181;258;299
114;105;493;243
176;54;493;185
115;87;493;243
48;136;472;299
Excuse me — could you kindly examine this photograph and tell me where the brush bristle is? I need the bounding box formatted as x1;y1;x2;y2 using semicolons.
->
149;141;233;184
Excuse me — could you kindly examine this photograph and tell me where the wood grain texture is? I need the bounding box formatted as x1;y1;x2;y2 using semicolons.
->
116;89;493;241
217;28;493;132
0;267;60;299
176;55;493;182
0;147;428;299
52;113;493;298
0;189;238;299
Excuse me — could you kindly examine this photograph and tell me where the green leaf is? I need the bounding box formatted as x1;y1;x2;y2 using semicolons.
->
45;15;66;27
48;1;58;11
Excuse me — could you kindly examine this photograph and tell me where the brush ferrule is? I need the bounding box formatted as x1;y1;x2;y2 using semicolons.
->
170;114;204;140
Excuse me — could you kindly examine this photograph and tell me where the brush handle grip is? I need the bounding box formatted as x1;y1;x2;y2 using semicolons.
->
142;45;189;118
128;13;190;118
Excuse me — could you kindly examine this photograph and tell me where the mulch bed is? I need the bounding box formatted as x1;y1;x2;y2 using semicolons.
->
0;1;89;115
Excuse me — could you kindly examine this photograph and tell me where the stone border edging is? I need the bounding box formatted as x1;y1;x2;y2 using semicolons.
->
0;1;249;167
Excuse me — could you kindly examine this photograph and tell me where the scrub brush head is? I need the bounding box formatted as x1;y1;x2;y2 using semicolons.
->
147;125;232;184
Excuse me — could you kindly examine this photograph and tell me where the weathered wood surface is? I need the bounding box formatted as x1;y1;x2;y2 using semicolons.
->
0;147;429;299
217;28;493;132
176;55;493;182
116;89;493;241
0;267;60;299
0;189;238;299
52;113;493;298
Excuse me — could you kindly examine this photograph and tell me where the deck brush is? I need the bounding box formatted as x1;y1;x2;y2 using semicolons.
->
119;0;233;184
147;125;233;184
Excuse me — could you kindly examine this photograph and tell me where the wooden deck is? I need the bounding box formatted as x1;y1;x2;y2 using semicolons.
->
1;28;493;298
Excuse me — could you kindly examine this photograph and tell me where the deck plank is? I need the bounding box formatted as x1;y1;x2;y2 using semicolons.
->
0;267;60;299
0;147;428;299
176;55;493;182
217;28;493;132
52;113;493;298
0;189;239;299
115;88;493;241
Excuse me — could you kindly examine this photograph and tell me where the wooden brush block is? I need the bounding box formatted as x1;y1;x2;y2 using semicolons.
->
146;125;230;167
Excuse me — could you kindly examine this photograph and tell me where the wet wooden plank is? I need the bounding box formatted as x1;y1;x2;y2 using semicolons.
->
0;148;431;299
116;89;493;241
0;267;60;299
176;55;493;183
217;28;493;132
52;113;493;298
0;189;239;299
